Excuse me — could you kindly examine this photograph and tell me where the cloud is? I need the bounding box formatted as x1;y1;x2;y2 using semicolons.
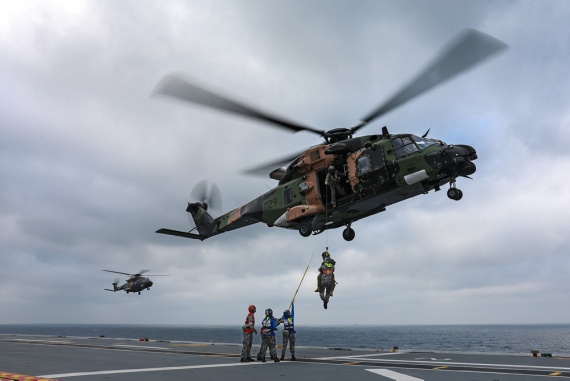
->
1;0;569;326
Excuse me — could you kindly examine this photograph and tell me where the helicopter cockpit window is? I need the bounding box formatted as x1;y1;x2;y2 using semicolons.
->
411;135;439;150
392;136;419;158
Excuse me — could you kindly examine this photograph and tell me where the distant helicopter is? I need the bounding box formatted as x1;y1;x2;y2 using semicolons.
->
154;29;507;242
103;270;169;295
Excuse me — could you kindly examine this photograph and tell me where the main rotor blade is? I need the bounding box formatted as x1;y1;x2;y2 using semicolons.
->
152;74;325;137
242;151;303;177
357;29;508;130
103;270;131;276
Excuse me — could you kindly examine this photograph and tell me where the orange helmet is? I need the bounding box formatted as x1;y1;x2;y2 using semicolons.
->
248;304;256;313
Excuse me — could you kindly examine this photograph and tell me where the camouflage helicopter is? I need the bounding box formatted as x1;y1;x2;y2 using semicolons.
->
154;29;507;242
103;270;169;295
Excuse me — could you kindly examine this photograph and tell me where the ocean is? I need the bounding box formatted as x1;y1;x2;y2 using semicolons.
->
1;324;569;355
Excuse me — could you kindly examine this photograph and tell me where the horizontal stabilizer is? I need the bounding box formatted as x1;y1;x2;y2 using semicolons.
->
156;228;207;241
104;289;116;292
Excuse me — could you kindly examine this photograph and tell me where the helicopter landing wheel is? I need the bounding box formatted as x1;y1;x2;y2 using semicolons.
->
298;222;312;237
138;292;141;295
342;227;355;241
447;188;463;201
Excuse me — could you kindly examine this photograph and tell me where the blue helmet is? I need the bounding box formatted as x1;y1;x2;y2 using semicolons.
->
265;308;273;317
283;310;291;318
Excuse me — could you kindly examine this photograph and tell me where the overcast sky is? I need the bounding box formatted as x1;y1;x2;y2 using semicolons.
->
1;0;569;326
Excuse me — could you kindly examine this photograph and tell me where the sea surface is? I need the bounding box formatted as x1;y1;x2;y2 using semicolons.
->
1;324;569;355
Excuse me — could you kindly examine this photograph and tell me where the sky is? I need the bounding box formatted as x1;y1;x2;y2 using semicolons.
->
1;0;569;326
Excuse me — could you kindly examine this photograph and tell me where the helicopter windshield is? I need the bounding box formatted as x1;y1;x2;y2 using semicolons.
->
411;135;440;149
392;135;440;158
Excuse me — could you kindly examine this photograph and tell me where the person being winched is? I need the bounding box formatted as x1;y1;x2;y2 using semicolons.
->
315;251;336;295
317;256;336;309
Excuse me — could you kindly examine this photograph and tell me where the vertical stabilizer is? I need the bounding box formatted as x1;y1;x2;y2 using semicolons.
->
186;202;216;236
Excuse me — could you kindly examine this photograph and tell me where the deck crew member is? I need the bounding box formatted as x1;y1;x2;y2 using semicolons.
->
256;308;280;362
279;304;296;361
240;304;257;362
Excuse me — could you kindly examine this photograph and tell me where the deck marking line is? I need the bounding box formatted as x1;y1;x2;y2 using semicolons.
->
171;343;212;347
433;366;448;370
550;372;562;376
39;361;264;378
312;352;399;360
325;357;570;371
366;369;423;380
114;345;168;350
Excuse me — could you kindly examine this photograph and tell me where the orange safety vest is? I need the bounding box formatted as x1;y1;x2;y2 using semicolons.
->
244;313;255;333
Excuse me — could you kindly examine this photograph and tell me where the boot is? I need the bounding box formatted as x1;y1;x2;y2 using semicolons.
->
257;355;263;361
329;290;333;297
324;300;328;309
273;357;280;363
291;356;297;361
240;357;247;362
314;287;320;292
262;356;266;363
280;355;284;361
247;357;255;362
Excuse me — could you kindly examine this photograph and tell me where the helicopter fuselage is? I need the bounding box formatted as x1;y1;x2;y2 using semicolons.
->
154;29;504;242
114;277;154;294
160;128;477;241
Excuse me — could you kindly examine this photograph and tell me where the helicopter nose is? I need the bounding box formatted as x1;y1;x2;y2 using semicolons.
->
149;281;153;287
441;145;477;176
455;144;477;161
455;145;477;176
458;160;476;176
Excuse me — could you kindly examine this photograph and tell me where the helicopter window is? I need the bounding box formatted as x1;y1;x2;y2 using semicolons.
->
393;136;419;158
310;149;320;161
284;188;294;204
356;154;371;175
411;135;438;150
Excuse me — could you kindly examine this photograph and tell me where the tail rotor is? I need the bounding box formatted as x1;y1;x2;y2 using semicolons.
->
190;180;222;211
104;278;120;292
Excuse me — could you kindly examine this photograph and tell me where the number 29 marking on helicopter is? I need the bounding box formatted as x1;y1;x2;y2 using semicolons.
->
154;29;507;242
